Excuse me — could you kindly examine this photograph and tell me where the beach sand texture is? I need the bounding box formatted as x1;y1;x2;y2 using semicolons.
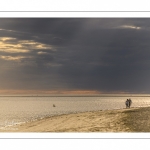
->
2;107;150;132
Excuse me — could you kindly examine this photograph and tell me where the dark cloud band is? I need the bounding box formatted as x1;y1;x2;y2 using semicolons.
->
0;18;150;94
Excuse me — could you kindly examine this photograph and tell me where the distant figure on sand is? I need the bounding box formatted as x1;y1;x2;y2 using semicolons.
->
125;99;132;108
125;99;128;108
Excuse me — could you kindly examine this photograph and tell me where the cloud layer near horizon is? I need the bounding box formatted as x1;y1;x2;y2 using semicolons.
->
1;18;150;94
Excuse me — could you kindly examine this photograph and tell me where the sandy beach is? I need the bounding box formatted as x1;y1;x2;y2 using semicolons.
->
2;107;150;132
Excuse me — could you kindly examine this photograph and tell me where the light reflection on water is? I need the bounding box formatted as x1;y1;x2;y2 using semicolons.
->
0;96;150;128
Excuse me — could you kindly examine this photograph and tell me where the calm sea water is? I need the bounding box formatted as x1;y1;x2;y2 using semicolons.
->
0;95;150;130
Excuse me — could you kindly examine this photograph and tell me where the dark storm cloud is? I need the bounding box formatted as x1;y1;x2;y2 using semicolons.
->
1;18;150;93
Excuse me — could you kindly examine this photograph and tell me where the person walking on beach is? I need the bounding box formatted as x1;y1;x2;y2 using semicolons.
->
125;99;132;108
128;98;132;108
125;99;129;108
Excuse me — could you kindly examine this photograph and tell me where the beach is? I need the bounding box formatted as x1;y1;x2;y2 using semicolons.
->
2;106;150;132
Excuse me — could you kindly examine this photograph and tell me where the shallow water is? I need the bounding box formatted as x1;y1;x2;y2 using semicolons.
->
0;95;150;129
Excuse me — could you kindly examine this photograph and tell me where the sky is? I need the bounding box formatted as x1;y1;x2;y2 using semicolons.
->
0;18;150;94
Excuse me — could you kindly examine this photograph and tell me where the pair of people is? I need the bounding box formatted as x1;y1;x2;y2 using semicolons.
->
125;99;132;108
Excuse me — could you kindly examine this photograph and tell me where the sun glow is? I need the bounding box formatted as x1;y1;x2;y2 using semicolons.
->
0;37;54;53
119;25;141;30
0;55;32;61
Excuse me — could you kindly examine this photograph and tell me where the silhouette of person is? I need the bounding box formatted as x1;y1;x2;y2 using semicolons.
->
128;99;132;108
125;99;129;108
125;98;132;108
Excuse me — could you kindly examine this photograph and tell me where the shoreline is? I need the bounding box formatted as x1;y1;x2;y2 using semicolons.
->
1;106;150;132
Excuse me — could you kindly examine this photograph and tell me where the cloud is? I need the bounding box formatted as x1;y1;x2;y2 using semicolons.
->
0;28;20;33
0;55;32;61
116;25;141;30
0;37;16;41
37;51;48;55
1;18;150;93
0;37;29;53
0;37;55;54
18;40;55;50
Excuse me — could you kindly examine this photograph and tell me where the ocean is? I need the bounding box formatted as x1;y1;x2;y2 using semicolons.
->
0;95;150;130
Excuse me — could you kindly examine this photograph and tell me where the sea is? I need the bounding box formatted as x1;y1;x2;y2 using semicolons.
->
0;94;150;130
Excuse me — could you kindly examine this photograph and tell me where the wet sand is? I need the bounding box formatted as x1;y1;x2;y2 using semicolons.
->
2;107;150;132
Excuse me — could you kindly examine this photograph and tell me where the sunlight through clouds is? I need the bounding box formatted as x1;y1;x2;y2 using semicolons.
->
18;40;55;50
117;25;141;30
0;37;16;41
37;51;48;55
0;37;55;53
1;18;150;93
0;55;33;61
